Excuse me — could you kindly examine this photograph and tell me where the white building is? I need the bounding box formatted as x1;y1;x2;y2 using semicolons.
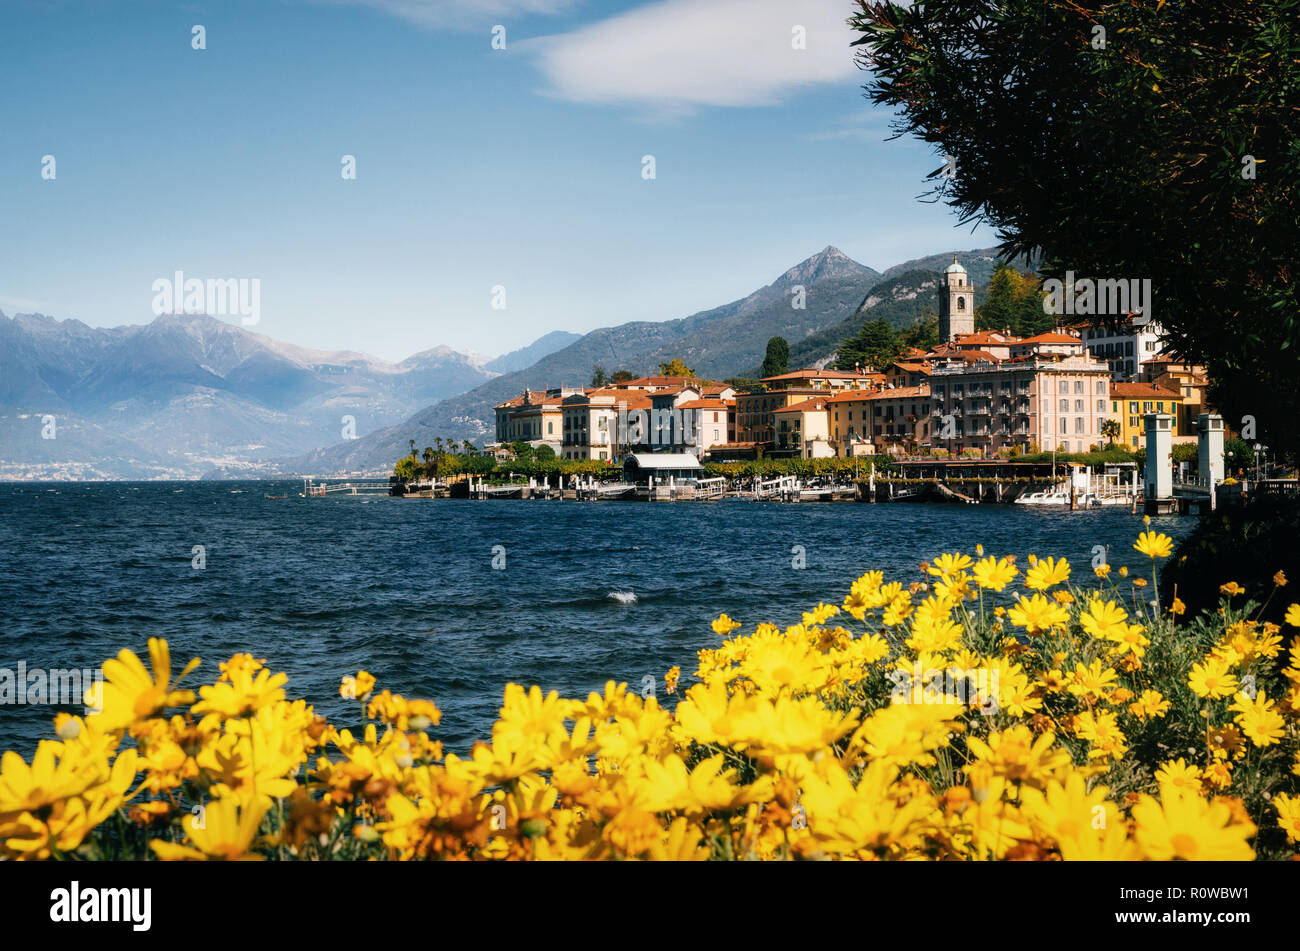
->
1080;317;1165;381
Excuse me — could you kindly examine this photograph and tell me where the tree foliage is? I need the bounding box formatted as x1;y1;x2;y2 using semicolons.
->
852;0;1300;455
834;316;906;371
657;358;696;378
760;336;790;378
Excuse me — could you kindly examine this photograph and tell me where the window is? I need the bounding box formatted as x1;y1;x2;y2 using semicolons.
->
1074;381;1083;393
1129;401;1138;413
1075;400;1084;412
1059;381;1068;394
1059;418;1067;433
1060;399;1069;412
713;412;719;423
1097;381;1106;394
1075;417;1084;433
957;297;966;310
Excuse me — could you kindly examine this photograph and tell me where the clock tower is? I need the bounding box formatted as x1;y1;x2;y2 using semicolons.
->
939;257;974;343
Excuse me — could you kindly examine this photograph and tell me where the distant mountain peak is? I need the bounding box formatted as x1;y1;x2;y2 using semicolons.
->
775;246;877;288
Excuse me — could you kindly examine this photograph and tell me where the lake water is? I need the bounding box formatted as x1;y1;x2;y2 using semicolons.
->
0;482;1194;754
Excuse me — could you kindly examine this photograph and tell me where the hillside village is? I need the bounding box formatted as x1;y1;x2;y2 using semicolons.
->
488;260;1214;463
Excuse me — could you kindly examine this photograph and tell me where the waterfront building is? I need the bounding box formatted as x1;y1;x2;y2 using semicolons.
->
623;452;702;485
735;369;881;451
929;349;1111;456
1139;355;1213;435
857;385;932;455
559;387;663;460
1009;332;1086;359
825;389;880;456
885;361;931;389
494;387;581;450
1109;381;1187;450
676;398;733;457
771;398;835;458
1079;316;1165;380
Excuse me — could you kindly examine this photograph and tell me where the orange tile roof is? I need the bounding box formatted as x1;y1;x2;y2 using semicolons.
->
1017;332;1083;344
677;398;730;409
954;330;1016;345
760;368;878;382
773;398;830;414
825;388;885;403
1111;382;1184;399
849;385;930;402
891;361;933;374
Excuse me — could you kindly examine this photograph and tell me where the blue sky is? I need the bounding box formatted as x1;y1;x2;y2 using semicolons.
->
1;0;990;362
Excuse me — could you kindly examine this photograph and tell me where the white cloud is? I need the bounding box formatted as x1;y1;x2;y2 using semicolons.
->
313;0;581;30
520;0;860;113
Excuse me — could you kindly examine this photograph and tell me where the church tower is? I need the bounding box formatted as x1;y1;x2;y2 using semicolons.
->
938;257;974;343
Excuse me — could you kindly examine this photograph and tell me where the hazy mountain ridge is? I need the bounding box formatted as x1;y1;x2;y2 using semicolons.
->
0;313;507;479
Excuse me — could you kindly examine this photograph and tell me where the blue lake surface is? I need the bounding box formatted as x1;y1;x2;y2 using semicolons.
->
0;481;1194;754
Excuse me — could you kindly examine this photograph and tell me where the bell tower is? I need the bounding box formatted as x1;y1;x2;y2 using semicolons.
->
939;257;974;343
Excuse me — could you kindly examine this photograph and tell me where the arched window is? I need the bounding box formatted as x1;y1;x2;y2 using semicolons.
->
957;297;966;311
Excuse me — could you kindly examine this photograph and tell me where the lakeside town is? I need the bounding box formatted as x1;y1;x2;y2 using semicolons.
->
381;260;1284;511
486;261;1224;463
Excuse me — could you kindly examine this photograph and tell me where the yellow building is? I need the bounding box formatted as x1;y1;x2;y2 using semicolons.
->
1109;382;1186;450
771;398;834;458
735;369;879;451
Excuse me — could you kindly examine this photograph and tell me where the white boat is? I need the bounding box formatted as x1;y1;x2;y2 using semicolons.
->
1014;488;1070;505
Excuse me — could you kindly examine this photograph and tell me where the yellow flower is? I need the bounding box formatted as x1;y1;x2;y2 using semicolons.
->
1154;758;1203;795
1274;571;1288;587
1187;658;1238;699
972;555;1017;591
1133;530;1173;559
1228;691;1286;747
89;638;200;732
1132;788;1255;860
339;670;376;701
193;666;289;720
928;552;973;579
1024;556;1070;591
1094;564;1111;579
711;613;741;636
1128;690;1170;720
1007;593;1069;635
150;795;272;861
1285;604;1300;628
1220;582;1244;597
1078;599;1128;640
1169;597;1186;616
1020;773;1137;860
1275;793;1300;844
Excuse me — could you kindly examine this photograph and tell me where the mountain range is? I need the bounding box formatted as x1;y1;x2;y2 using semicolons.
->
0;246;1009;479
0;315;571;479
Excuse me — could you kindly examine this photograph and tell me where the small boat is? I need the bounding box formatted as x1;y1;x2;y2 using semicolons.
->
1014;489;1070;505
264;494;288;500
